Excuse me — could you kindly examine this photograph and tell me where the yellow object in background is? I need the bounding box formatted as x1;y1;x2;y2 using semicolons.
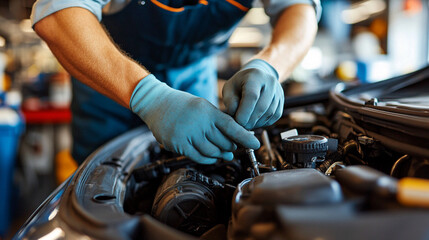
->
336;61;357;82
55;149;78;184
3;74;11;91
397;177;429;208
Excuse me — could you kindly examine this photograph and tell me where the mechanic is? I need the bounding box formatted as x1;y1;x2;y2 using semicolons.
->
31;0;320;165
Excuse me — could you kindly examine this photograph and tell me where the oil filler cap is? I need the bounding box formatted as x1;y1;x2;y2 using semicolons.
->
283;135;328;168
283;135;328;153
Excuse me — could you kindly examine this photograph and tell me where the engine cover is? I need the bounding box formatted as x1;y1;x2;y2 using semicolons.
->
229;169;343;240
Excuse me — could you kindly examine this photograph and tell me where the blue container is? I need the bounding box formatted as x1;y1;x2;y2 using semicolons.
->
0;107;23;237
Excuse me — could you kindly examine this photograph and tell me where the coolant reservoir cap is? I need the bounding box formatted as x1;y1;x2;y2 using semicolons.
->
283;135;328;153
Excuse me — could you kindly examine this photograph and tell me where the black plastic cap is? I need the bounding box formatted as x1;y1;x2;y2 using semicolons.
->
283;135;328;154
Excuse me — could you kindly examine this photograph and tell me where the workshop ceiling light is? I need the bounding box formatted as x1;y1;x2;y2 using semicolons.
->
341;0;386;24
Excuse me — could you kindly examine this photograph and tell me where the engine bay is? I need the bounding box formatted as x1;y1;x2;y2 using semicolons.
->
124;98;429;240
15;67;429;240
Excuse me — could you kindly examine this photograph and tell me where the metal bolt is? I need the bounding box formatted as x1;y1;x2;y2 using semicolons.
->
246;148;260;176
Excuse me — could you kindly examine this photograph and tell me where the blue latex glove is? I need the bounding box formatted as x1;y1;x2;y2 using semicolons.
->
222;59;284;130
130;74;260;164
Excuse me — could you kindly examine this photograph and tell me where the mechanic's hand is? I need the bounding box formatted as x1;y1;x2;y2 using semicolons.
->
130;74;260;164
222;59;284;130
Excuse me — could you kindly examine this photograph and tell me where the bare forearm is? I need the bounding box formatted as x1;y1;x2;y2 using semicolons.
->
254;4;318;80
34;7;149;107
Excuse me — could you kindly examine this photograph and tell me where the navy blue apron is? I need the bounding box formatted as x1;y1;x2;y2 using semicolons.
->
71;0;252;164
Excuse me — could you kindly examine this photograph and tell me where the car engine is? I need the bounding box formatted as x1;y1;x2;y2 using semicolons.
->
15;67;429;240
124;82;429;240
